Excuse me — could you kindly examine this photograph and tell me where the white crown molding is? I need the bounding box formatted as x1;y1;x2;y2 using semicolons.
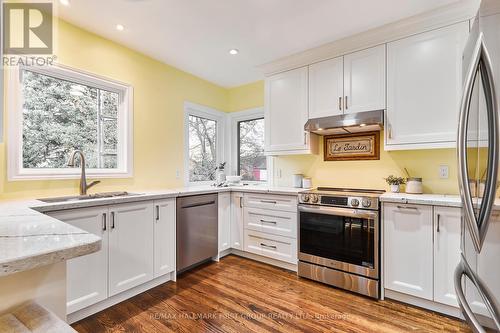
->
257;0;480;76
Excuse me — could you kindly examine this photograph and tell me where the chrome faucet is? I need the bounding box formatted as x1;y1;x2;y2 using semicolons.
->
67;150;101;195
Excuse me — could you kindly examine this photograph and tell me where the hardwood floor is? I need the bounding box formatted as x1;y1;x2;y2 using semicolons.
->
72;255;471;333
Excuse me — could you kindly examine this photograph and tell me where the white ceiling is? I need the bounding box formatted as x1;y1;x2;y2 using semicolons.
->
58;0;460;88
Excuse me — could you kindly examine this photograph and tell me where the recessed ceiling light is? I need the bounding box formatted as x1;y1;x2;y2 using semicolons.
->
116;24;125;31
59;0;70;6
229;49;239;55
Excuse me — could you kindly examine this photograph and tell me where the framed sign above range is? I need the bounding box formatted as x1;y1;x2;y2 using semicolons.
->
324;132;380;161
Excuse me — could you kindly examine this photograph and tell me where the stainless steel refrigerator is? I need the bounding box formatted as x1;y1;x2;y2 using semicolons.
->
456;1;500;332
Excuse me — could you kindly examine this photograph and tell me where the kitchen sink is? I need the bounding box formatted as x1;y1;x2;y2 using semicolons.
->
38;191;142;203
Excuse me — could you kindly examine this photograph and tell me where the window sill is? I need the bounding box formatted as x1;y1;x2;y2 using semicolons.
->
8;169;133;181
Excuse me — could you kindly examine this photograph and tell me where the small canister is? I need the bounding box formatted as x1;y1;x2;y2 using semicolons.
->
292;174;304;188
302;177;313;189
406;177;423;194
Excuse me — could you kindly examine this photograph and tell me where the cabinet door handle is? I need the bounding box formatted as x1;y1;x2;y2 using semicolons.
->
437;214;441;232
397;205;418;210
388;123;393;139
261;200;277;204
111;211;115;229
345;96;348;110
303;132;307;145
239;197;243;208
260;243;277;249
260;219;277;225
102;213;107;231
156;205;160;221
338;97;342;111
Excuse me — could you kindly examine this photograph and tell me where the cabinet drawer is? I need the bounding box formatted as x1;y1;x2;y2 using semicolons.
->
244;207;297;238
244;193;298;212
244;230;297;264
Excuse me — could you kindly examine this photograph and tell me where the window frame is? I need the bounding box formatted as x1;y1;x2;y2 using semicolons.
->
7;63;134;180
184;102;226;186
236;117;266;182
229;107;269;185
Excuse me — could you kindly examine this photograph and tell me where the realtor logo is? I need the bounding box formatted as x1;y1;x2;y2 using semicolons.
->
3;2;53;55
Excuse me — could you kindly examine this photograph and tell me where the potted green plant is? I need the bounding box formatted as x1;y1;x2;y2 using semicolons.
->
385;175;406;193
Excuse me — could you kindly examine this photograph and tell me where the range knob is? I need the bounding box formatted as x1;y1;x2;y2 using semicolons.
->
362;198;372;208
350;198;360;207
310;194;319;203
301;194;310;203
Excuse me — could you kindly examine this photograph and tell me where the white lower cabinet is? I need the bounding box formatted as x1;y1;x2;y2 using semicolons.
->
384;203;434;300
230;192;244;250
244;229;297;264
47;199;175;316
384;203;462;310
433;206;461;307
244;206;297;238
47;207;109;314
108;202;154;296
218;192;231;253
153;199;176;278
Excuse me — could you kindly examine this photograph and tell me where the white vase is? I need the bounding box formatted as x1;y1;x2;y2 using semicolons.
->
390;184;400;193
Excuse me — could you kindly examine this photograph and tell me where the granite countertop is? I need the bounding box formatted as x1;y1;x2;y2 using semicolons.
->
380;192;462;207
0;185;304;276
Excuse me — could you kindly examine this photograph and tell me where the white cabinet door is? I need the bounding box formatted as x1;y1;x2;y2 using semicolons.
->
108;201;154;296
153;199;176;278
218;192;231;252
344;45;386;113
230;192;244;250
265;67;314;154
386;22;468;148
308;57;344;118
384;203;433;300
433;206;461;307
47;207;109;314
466;210;500;317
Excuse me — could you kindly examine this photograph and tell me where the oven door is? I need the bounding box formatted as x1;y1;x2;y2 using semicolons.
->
298;204;379;279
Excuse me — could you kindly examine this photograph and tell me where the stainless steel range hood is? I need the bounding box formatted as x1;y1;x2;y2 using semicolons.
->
304;110;384;135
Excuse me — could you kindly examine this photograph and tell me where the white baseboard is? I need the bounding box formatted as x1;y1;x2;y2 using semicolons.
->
67;271;175;324
229;249;298;272
384;289;462;318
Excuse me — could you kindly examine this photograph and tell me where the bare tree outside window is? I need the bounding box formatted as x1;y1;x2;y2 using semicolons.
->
189;115;217;182
238;118;266;181
21;70;119;169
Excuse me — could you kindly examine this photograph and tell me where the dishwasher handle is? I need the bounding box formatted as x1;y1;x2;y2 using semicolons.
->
181;200;216;209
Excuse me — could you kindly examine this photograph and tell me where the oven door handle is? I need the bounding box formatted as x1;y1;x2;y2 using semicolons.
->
298;205;378;220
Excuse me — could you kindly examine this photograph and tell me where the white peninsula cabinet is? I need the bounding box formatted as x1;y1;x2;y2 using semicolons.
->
230;192;244;250
47;199;176;319
265;67;318;155
385;21;468;150
218;192;231;253
309;45;386;119
383;203;462;315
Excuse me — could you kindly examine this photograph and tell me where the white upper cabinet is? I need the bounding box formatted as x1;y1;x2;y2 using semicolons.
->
108;201;154;297
433;206;461;307
309;57;344;118
344;45;386;113
384;203;433;300
386;22;469;149
265;67;318;155
308;45;386;119
153;199;176;278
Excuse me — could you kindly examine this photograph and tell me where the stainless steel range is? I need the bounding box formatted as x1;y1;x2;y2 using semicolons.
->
298;187;384;299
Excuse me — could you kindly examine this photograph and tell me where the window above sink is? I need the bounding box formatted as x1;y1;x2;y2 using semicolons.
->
7;64;133;180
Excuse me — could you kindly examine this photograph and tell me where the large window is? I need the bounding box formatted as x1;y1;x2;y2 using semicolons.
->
184;103;224;184
238;118;266;181
8;65;133;180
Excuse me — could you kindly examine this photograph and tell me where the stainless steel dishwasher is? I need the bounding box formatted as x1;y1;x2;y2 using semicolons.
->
176;193;218;272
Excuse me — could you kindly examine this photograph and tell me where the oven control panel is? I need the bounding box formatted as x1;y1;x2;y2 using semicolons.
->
299;193;378;210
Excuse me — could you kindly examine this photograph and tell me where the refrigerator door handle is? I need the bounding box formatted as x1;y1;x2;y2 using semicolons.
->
455;254;500;333
457;33;500;253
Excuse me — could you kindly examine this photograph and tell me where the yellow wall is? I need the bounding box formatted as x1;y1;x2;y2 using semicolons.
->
227;81;264;112
227;82;459;195
0;20;459;199
1;20;229;199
